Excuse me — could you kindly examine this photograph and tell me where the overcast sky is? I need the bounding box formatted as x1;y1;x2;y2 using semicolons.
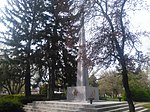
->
129;6;150;53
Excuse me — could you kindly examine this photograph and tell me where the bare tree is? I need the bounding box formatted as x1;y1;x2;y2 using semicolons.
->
87;0;150;111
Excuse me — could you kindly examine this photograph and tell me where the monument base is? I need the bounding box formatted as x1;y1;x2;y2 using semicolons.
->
67;86;99;101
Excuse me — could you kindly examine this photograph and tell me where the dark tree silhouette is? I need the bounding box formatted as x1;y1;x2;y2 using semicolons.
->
87;0;150;111
0;0;81;99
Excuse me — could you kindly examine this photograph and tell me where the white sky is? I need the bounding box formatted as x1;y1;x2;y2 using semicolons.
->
0;0;5;7
129;8;150;53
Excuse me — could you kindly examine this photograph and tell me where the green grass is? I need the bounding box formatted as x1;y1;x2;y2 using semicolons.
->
142;103;150;112
136;102;150;112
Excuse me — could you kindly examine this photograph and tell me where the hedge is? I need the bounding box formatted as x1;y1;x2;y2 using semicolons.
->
0;95;24;112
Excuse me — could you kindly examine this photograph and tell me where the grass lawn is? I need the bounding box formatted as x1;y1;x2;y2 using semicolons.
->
136;102;150;112
142;103;150;112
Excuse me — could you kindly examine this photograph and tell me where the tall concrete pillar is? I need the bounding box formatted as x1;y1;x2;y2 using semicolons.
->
67;8;99;101
76;11;89;87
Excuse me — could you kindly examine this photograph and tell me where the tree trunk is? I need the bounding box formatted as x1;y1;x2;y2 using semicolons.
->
47;65;55;100
47;75;54;100
122;66;135;112
25;62;31;97
25;39;32;97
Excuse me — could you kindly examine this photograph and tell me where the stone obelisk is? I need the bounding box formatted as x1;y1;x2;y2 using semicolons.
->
67;9;99;101
76;11;89;87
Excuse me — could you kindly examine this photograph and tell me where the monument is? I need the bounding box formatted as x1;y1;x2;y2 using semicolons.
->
67;10;99;101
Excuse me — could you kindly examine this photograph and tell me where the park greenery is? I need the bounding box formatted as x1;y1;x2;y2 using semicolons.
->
0;0;150;112
0;95;24;112
91;70;150;102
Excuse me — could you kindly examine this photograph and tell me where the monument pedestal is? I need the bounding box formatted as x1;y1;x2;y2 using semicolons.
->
67;86;99;101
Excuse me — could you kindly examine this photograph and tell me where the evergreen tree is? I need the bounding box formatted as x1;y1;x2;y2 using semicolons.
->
89;74;98;87
34;0;80;99
0;0;81;98
0;0;48;96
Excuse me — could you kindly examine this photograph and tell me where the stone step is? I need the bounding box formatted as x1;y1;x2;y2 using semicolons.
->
25;101;127;110
23;103;86;112
85;103;128;111
24;107;86;112
91;102;127;108
137;108;149;112
122;104;149;112
23;105;84;111
107;105;148;112
24;104;84;110
29;101;126;107
105;106;129;112
23;101;149;112
27;102;86;108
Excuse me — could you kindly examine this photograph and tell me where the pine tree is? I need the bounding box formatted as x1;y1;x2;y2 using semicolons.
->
0;0;45;96
35;0;80;99
0;0;81;98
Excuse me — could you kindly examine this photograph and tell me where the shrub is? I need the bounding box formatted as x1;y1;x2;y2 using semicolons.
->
20;94;47;104
131;87;150;102
0;95;24;112
122;87;150;102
